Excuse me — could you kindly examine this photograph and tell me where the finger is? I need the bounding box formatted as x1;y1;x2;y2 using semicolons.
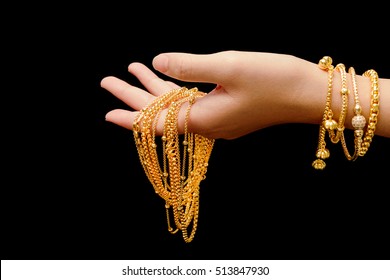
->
152;51;238;84
105;108;168;134
100;76;155;110
105;109;137;130
105;102;197;135
128;62;179;96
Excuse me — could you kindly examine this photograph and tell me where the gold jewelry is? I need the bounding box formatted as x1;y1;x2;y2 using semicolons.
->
133;87;215;243
312;56;335;170
340;66;366;161
359;69;380;156
329;63;349;144
313;56;380;168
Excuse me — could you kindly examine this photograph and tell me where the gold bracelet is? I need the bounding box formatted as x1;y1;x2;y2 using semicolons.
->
359;69;380;156
340;66;366;161
313;56;380;168
312;56;336;170
133;87;215;243
329;63;349;144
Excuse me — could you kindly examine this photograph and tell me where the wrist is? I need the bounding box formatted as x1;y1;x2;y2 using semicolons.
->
279;57;328;126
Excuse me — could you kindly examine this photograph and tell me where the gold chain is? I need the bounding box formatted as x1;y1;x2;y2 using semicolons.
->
340;66;366;160
329;63;349;144
359;69;380;156
133;87;215;243
312;56;335;170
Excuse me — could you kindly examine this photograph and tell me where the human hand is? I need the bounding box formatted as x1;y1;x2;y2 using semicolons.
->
102;51;323;139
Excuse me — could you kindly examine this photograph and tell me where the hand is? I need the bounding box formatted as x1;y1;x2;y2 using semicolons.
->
101;51;325;139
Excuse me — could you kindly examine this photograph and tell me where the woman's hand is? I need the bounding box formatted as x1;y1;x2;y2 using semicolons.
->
101;51;342;139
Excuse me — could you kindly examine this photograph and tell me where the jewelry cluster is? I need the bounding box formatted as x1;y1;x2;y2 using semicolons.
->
312;56;380;169
133;87;215;243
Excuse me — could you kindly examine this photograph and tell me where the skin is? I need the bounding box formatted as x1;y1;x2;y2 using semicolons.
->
101;51;390;140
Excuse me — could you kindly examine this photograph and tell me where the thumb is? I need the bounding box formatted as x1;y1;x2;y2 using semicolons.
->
152;52;231;84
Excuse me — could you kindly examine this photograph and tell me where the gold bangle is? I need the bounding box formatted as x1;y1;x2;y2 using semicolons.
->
359;69;380;156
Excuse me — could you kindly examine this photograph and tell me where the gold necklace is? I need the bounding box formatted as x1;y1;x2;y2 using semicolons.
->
133;87;215;243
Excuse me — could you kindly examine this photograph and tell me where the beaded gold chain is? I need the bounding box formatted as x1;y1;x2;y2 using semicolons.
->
359;69;380;156
312;56;335;170
329;63;349;144
133;87;215;243
312;56;380;169
340;66;366;161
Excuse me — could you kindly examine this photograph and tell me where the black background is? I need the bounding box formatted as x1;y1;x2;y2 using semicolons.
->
3;5;389;260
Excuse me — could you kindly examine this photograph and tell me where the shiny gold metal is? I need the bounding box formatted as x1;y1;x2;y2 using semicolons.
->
313;56;380;169
340;67;366;160
133;87;215;243
359;69;380;156
312;56;335;170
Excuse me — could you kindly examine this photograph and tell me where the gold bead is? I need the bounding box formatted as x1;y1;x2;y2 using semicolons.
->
312;159;326;170
316;148;330;159
352;115;366;130
318;56;332;70
324;119;338;130
354;104;362;115
354;129;364;137
341;87;349;95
